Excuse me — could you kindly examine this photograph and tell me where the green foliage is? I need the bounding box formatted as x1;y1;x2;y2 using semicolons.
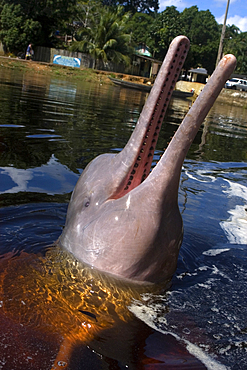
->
70;5;133;67
149;6;220;74
102;0;159;14
0;0;246;74
126;12;155;51
0;0;76;53
0;3;41;53
73;0;101;28
181;8;220;74
150;6;182;59
223;26;247;73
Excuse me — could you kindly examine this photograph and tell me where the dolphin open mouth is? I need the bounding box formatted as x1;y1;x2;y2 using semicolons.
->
111;36;190;200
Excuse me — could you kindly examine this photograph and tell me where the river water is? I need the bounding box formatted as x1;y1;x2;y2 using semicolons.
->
0;68;247;369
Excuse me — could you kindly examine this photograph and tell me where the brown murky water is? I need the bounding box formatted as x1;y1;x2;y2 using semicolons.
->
0;70;247;369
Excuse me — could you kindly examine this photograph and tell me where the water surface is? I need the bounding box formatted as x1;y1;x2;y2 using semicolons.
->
0;69;247;369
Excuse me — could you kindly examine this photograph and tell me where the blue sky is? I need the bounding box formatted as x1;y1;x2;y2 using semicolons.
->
159;0;247;32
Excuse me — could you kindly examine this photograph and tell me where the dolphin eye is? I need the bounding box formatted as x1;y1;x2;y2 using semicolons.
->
85;201;90;208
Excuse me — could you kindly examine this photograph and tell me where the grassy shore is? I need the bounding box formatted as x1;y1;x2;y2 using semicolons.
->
0;55;151;85
0;55;111;83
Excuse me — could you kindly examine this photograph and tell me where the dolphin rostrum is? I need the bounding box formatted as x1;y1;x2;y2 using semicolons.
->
59;36;236;284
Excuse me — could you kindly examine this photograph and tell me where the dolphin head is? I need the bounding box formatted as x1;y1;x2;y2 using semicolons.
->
59;36;236;284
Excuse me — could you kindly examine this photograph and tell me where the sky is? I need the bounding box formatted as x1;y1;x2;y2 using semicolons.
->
159;0;247;32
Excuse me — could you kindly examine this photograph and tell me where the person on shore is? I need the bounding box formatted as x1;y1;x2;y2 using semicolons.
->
25;44;33;60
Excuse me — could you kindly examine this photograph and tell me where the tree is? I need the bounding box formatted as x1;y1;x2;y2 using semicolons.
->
126;12;155;52
0;3;41;53
149;6;183;60
70;6;133;68
102;0;159;14
0;0;76;53
224;29;247;73
180;7;220;74
145;6;220;74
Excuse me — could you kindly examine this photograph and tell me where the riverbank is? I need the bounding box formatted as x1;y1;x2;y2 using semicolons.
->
176;80;247;108
0;56;150;84
0;56;246;108
0;56;109;83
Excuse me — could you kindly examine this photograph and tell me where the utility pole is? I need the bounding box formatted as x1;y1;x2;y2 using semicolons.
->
215;0;230;67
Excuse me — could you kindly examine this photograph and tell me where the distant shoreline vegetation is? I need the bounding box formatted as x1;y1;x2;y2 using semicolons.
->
0;2;246;75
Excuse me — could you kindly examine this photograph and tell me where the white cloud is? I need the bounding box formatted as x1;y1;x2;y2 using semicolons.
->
158;0;247;32
216;14;247;31
0;155;77;195
227;15;247;31
159;0;188;12
0;167;33;193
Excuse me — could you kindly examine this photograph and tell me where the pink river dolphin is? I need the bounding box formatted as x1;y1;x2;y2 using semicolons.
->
58;36;236;285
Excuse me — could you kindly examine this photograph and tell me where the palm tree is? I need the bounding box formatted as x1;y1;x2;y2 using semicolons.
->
71;6;133;69
224;26;247;73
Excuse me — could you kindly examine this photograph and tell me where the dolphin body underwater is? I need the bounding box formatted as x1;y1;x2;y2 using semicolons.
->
0;36;236;369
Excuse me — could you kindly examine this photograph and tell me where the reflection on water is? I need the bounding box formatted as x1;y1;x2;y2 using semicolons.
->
0;69;247;369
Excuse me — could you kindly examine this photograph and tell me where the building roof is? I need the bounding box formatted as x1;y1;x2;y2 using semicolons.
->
188;68;208;75
134;53;162;65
